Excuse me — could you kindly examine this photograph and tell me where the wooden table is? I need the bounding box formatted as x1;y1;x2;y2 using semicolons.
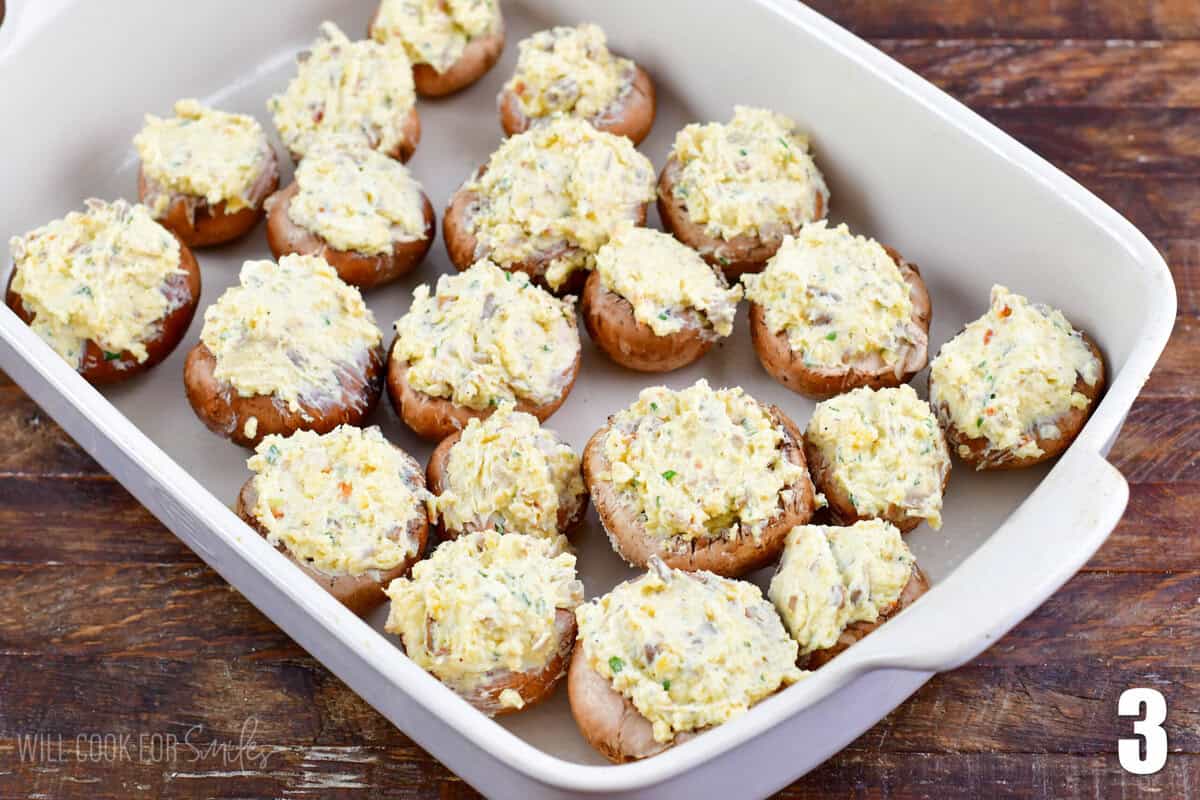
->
0;2;1196;797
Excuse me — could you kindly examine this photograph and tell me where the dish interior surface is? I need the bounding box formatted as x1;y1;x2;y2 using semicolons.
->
0;0;1169;776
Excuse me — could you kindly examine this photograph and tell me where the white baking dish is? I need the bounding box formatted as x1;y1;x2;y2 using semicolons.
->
0;0;1175;796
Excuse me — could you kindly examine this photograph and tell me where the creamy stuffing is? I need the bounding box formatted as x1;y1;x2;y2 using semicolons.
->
769;521;916;656
668;106;828;246
269;22;416;159
392;260;579;411
384;531;584;699
576;560;803;742
595;225;742;338
435;404;584;539
247;426;428;576
134;99;274;218
743;222;923;370
930;285;1102;464
464;116;656;290
287;136;427;255
601;380;804;543
505;24;635;123
9;199;184;368
200;254;382;413
807;385;950;529
371;0;500;73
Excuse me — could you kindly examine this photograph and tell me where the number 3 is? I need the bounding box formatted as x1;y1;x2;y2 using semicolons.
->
1118;688;1168;775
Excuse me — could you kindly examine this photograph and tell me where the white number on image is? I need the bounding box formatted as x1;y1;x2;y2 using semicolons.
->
1118;688;1167;775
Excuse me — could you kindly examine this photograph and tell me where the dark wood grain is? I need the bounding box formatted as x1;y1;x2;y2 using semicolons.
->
1;2;1197;797
0;476;191;564
1089;184;1200;242
978;108;1200;177
805;0;1200;40
880;39;1200;109
779;754;1200;800
0;655;1195;752
0;740;471;800
1145;336;1200;399
972;572;1200;667
1090;482;1200;570
0;385;103;476
1110;399;1200;482
0;747;1195;800
0;564;298;659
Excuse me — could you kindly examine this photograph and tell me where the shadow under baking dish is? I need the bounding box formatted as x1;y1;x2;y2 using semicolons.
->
0;0;1166;779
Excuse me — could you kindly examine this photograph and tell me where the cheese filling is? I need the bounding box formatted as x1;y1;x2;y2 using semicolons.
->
268;21;416;159
200;254;382;413
464;116;656;290
668;106;828;243
807;385;950;529
576;560;803;742
768;521;916;656
742;222;922;370
134;99;273;217
371;0;500;74
9;199;184;368
392;260;580;411
601;380;804;543
595;225;742;338
248;426;428;576
384;531;584;693
505;24;635;122
930;285;1102;463
434;404;584;539
287;136;427;255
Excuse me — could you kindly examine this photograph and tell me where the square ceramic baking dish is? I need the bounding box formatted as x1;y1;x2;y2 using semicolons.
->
0;0;1176;796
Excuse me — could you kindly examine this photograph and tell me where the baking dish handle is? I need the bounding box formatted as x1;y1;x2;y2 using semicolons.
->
857;445;1130;674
